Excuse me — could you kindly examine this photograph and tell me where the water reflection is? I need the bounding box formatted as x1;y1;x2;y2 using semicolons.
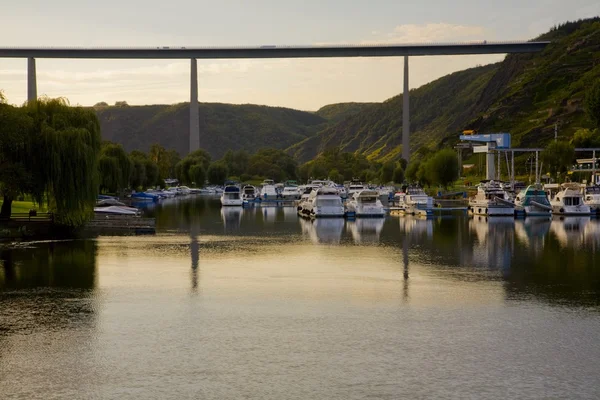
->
0;240;98;336
514;218;551;253
550;216;590;248
399;216;433;238
469;216;514;270
221;207;243;232
299;218;345;244
347;218;385;244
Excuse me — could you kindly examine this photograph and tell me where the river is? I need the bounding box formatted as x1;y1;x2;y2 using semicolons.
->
1;196;600;399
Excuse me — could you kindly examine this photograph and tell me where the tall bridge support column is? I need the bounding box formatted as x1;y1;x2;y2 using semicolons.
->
486;152;496;180
189;58;200;154
27;57;37;103
402;56;410;163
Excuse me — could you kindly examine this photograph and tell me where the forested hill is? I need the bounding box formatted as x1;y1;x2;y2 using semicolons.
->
95;102;328;159
315;102;377;123
289;18;600;162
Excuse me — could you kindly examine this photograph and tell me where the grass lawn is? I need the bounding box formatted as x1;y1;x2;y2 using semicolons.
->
0;200;47;215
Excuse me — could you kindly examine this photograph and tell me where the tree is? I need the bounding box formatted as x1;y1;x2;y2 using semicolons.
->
1;98;101;225
189;164;206;186
28;98;101;226
416;162;431;187
129;157;146;190
328;169;343;183
93;102;109;107
585;81;600;128
174;148;211;185
207;162;228;185
0;104;34;217
114;101;129;107
541;140;575;178
426;149;459;188
144;159;159;187
99;142;131;193
571;128;600;148
405;160;420;183
379;162;395;184
393;166;405;184
221;150;249;177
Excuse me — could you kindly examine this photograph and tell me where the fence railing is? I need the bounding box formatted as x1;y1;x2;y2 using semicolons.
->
0;213;54;222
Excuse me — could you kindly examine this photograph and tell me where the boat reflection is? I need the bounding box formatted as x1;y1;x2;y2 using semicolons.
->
220;207;243;231
347;218;385;244
299;218;345;244
514;218;551;252
469;216;514;270
282;206;298;222
550;216;590;248
261;206;278;224
398;216;433;238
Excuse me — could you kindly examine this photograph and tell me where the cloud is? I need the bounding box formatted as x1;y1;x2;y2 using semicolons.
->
362;23;489;44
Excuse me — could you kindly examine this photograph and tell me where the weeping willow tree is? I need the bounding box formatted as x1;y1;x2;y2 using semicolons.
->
99;142;130;193
26;98;102;226
0;103;35;218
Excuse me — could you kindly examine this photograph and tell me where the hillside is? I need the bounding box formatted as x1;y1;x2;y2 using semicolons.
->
290;18;600;162
315;102;377;123
289;64;499;162
95;103;328;158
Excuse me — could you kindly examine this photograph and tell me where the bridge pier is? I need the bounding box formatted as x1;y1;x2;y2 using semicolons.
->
27;57;37;103
402;56;410;163
189;58;200;154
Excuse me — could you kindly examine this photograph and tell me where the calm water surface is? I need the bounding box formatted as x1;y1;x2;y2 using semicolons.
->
1;196;600;399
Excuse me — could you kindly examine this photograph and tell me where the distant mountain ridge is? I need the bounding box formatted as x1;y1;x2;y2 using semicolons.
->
95;102;328;159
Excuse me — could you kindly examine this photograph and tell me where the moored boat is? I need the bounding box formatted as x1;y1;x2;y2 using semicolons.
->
546;183;591;215
302;187;344;218
583;186;600;215
260;179;278;200
281;184;300;200
220;185;243;206
403;186;435;217
514;185;552;217
242;185;257;202
345;190;385;217
468;180;515;217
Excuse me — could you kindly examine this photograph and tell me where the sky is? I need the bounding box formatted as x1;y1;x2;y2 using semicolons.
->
1;0;599;110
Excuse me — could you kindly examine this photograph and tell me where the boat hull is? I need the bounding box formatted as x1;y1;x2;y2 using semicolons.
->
551;205;591;215
469;205;514;216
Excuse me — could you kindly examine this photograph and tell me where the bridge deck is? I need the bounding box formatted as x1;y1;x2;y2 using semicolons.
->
0;42;550;59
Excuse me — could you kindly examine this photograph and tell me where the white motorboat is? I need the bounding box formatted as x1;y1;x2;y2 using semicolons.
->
347;182;367;198
545;183;591;215
514;185;552;217
345;190;385;217
220;185;243;206
403;186;435;217
302;187;345;218
281;184;300;200
469;180;515;217
583;186;600;215
242;185;257;202
260;179;278;200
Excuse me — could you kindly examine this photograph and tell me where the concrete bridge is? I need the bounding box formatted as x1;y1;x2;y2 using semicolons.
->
0;42;550;161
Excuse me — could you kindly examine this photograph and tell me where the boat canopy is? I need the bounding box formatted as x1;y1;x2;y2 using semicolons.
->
224;185;240;193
